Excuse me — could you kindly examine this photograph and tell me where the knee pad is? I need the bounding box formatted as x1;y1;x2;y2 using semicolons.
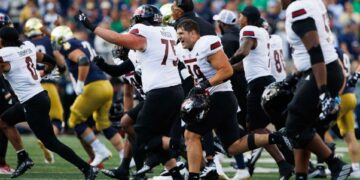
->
102;127;117;140
74;123;88;136
287;128;315;149
51;119;63;132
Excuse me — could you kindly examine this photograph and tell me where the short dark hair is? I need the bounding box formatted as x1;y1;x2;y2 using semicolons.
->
0;27;22;47
175;0;194;12
176;19;200;34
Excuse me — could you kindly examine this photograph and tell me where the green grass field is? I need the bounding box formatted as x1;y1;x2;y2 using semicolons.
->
0;135;357;179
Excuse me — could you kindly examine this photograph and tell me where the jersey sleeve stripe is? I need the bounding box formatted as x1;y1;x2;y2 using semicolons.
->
243;31;255;37
210;41;221;50
130;29;139;34
184;58;197;64
292;9;307;18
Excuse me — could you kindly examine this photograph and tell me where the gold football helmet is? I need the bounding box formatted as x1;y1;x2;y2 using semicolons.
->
160;3;174;25
24;18;44;37
50;26;74;50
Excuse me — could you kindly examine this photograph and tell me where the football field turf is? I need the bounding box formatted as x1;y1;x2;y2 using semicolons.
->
0;135;357;179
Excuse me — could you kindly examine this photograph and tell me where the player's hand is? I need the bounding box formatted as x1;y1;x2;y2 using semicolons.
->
93;56;105;65
319;88;340;121
279;73;301;90
74;80;85;95
188;80;211;96
42;67;61;81
76;10;96;32
347;72;360;88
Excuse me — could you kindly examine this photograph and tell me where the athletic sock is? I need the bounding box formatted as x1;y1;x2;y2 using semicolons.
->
188;172;200;180
16;149;28;162
352;163;360;171
90;139;104;150
119;149;124;162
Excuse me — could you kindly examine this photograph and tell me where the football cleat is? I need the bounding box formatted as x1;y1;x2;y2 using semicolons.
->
246;148;263;176
90;146;112;167
231;169;250;180
279;162;293;180
101;168;129;180
0;164;14;175
309;163;327;178
11;157;34;178
328;157;352;180
200;161;218;180
84;166;98;180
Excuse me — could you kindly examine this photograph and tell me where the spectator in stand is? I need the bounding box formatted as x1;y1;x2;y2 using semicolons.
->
339;20;360;61
340;1;360;25
19;0;40;25
44;3;59;30
100;1;112;22
194;0;214;24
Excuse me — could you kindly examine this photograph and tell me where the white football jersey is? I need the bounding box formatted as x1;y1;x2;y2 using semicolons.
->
342;53;351;77
176;35;232;95
269;35;286;82
121;50;146;99
285;0;338;71
129;24;181;93
0;41;43;103
240;25;272;83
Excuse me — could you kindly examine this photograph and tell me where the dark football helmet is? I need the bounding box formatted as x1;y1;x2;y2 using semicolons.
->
0;13;12;28
261;81;293;128
112;45;130;60
181;93;210;124
132;4;163;26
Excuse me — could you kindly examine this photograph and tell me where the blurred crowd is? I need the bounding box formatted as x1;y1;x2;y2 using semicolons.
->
0;0;359;61
0;0;360;127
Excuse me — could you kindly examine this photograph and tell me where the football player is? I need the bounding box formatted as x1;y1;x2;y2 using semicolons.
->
93;46;143;179
230;6;293;179
24;17;66;164
50;26;124;167
77;5;185;179
0;27;97;179
0;12;15;175
332;48;360;178
279;0;351;179
261;19;287;82
176;19;293;180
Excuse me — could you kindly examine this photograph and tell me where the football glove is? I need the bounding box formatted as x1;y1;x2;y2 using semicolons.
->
319;88;340;121
278;73;302;90
188;80;211;96
93;56;105;65
76;10;97;32
74;80;85;95
42;67;61;81
347;72;360;88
